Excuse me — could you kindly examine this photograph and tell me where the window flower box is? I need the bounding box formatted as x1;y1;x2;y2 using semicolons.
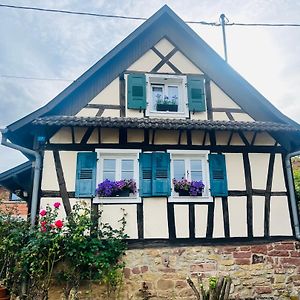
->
173;179;204;196
157;103;178;112
113;189;131;197
156;95;179;112
96;179;136;197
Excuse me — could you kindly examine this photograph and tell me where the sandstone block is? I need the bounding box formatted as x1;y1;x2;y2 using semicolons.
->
235;258;251;265
255;286;272;294
156;279;174;290
280;257;300;266
132;267;141;274
190;263;216;273
175;280;187;289
251;245;268;254
233;251;252;258
140;265;148;273
274;242;295;250
268;250;289;257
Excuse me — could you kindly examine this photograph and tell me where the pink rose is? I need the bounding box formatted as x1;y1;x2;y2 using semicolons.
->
41;226;47;232
40;220;47;227
53;202;61;209
55;220;63;229
40;209;47;217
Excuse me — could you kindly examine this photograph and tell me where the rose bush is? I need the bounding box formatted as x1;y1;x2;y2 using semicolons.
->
0;201;128;300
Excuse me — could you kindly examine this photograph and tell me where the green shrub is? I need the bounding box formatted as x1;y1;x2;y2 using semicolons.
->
0;201;127;300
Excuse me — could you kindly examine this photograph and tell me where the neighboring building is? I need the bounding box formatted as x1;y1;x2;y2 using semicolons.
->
1;6;300;298
0;184;28;219
0;185;10;201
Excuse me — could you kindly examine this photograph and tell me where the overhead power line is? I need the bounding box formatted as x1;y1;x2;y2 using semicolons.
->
2;3;300;27
227;22;300;27
0;3;216;25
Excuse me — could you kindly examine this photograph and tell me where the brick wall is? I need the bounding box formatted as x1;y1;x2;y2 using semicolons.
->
0;186;28;219
0;201;28;219
48;240;300;299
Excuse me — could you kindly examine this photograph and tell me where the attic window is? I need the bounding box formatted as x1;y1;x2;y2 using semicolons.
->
126;73;206;115
146;74;189;118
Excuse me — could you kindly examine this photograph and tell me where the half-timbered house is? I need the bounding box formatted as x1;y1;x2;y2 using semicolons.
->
1;6;300;298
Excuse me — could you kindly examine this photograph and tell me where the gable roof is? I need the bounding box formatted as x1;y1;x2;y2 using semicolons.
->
4;5;300;149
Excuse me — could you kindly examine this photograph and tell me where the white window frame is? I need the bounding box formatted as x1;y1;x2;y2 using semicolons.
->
168;150;212;203
94;149;141;204
145;74;189;118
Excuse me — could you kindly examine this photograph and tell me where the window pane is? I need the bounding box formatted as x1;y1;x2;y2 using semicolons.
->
122;171;134;180
191;160;202;171
104;159;115;170
122;160;133;171
191;160;203;181
122;159;134;179
103;159;116;180
152;86;163;110
168;86;179;104
173;160;185;179
191;171;202;181
103;172;115;181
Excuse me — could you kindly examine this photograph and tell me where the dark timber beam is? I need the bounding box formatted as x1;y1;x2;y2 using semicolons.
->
264;154;275;237
45;143;287;153
137;203;144;239
204;76;213;120
243;152;253;238
212;107;244;113
96;108;105;117
53;151;72;216
222;196;230;238
167;203;176;239
239;131;250;146
127;236;294;249
80;127;94;144
151;47;181;74
189;203;195;239
206;201;215;238
226;111;234;121
86;104;122;109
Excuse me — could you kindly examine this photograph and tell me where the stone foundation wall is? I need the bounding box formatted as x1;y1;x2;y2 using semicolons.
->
123;240;300;299
49;240;300;299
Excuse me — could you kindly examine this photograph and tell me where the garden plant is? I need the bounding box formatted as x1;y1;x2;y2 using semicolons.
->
0;201;128;300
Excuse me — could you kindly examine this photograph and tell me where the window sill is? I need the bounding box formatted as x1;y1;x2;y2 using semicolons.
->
93;196;141;204
146;110;189;119
168;195;213;203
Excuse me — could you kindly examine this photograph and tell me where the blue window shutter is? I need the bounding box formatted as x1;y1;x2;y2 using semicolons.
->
139;153;152;197
152;153;171;196
209;154;228;197
187;75;206;112
127;73;146;110
75;152;97;198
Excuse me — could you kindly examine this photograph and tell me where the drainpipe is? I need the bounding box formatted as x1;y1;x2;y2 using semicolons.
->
0;128;42;227
285;150;300;240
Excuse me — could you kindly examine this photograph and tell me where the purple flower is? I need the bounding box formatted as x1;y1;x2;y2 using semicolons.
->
96;179;137;197
173;178;204;196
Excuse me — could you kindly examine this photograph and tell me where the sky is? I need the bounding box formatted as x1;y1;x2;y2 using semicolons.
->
0;0;300;173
